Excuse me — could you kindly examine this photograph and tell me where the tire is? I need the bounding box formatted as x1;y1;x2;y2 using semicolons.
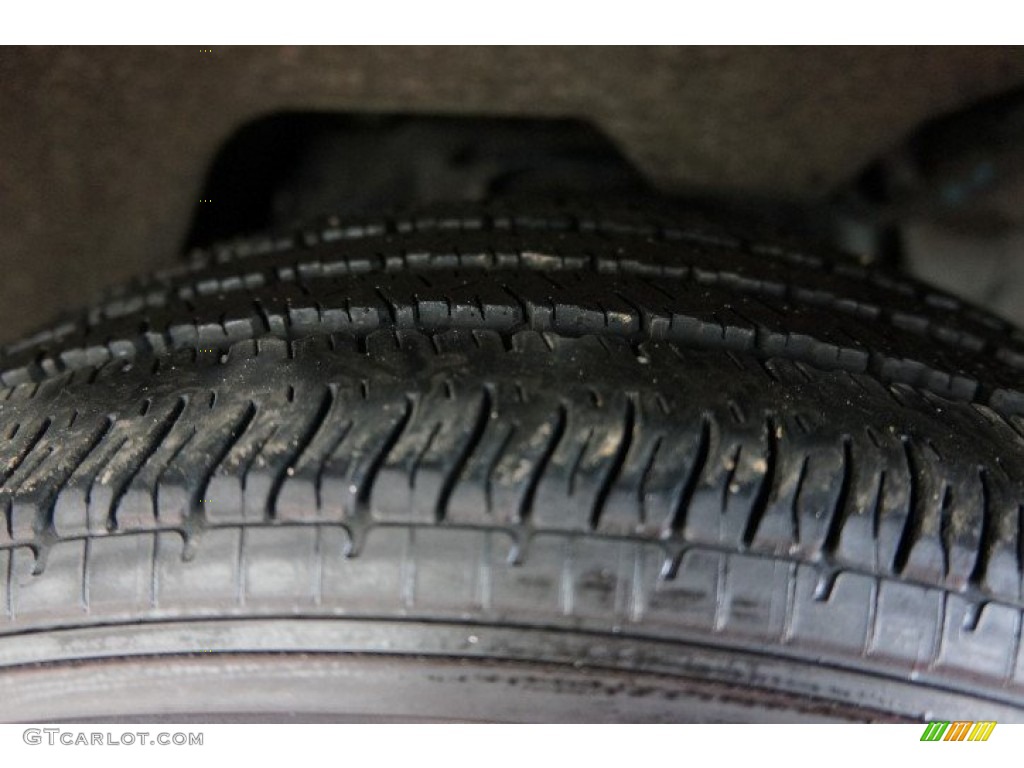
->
1;203;1023;722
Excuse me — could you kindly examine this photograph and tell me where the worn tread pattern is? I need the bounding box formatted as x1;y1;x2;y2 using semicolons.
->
5;206;1024;414
2;206;1024;716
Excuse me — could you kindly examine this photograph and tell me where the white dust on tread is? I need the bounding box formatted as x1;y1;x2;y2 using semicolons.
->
594;431;622;460
502;422;555;484
725;456;769;495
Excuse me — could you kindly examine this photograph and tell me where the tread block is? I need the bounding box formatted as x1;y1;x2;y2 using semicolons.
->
645;548;722;631
10;539;84;621
243;525;319;604
491;534;566;618
371;385;489;524
86;533;155;611
532;391;633;531
411;527;514;614
938;595;1019;681
558;537;661;623
0;549;8;620
868;580;942;670
154;528;239;610
788;567;873;653
450;397;565;527
719;554;792;640
320;525;403;612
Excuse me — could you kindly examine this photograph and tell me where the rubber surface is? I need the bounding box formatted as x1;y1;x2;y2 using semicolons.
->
2;204;1024;721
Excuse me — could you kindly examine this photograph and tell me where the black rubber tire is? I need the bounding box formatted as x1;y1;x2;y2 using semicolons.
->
2;203;1024;722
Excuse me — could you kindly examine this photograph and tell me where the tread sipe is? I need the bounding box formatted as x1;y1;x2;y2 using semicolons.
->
1;203;1024;721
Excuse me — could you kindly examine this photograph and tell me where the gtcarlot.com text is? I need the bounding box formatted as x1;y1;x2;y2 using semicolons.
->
23;729;203;746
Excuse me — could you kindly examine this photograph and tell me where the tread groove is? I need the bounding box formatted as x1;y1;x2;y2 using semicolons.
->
352;396;415;541
192;401;259;528
267;385;335;520
669;415;711;537
0;417;52;490
590;394;636;530
518;404;568;527
823;436;855;558
105;396;188;532
742;417;779;547
893;440;922;576
436;386;492;524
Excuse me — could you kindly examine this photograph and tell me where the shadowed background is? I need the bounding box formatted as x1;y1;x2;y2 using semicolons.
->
2;46;1024;340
